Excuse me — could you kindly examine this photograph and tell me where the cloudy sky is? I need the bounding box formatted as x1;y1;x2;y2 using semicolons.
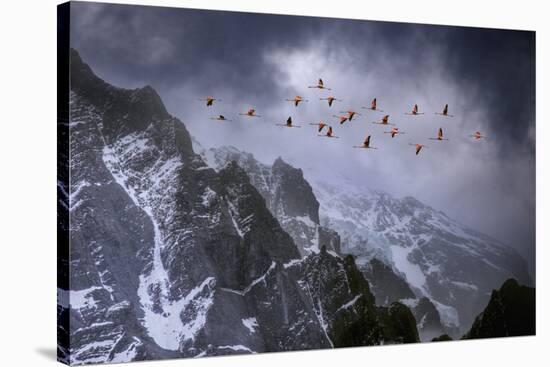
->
70;1;536;275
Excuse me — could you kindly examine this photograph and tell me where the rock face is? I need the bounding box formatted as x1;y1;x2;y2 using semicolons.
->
58;49;418;365
314;183;532;334
431;334;452;342
361;259;446;341
198;146;340;256
463;279;535;339
362;258;415;306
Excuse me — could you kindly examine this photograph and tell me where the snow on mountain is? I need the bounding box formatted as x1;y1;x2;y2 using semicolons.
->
314;181;532;333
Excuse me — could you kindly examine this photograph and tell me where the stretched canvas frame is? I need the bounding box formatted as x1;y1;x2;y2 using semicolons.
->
58;2;536;365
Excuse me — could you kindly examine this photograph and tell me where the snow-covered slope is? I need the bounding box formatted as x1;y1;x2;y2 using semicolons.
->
314;182;532;333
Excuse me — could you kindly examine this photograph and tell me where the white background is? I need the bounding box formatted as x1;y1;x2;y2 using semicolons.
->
0;0;547;366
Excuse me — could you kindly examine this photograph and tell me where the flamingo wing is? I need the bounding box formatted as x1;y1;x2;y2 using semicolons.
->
443;104;448;115
364;135;371;147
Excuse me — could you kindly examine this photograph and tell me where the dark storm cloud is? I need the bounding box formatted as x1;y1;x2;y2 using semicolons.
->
72;2;535;153
70;2;535;275
431;26;535;152
71;2;327;99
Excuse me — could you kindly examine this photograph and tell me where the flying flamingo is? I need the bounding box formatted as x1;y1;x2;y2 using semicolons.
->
362;98;384;112
435;104;454;117
353;135;377;149
384;127;404;138
276;116;301;128
308;78;331;90
372;115;394;126
318;126;339;138
429;128;449;141
320;96;341;107
210;115;232;121
333;115;350;125
309;121;328;133
239;108;261;118
409;143;428;155
470;131;486;140
286;95;308;107
340;110;361;121
405;104;424;115
198;96;221;106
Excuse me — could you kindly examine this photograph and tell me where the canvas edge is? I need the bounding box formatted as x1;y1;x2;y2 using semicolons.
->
57;2;71;365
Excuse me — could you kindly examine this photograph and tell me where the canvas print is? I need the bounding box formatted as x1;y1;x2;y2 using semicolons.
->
57;1;536;365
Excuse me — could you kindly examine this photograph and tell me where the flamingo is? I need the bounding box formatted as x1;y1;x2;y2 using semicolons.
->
239;108;261;118
429;128;449;141
286;95;308;107
318;126;339;138
308;78;331;90
198;96;221;106
435;104;454;117
340;110;361;121
210;115;232;121
409;143;428;155
309;122;328;133
333;115;349;125
320;96;341;107
276;116;301;128
405;104;424;115
470;131;486;140
372;115;394;126
384;127;404;138
353;135;377;149
362;98;384;112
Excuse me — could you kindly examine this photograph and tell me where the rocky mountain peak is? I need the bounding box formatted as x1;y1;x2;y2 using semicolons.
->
463;278;535;339
70;48;170;143
271;156;320;225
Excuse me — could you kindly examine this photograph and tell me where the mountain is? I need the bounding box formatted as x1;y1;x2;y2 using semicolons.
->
58;49;418;365
463;279;535;339
362;259;447;341
314;182;532;333
200;146;532;336
197;145;341;256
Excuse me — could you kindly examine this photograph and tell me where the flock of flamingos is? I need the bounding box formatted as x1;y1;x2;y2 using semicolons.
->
199;78;486;155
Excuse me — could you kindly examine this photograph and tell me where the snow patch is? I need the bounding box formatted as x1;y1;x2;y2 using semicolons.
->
337;295;362;312
432;300;460;328
217;345;255;353
390;245;428;295
241;317;259;334
69;286;103;310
